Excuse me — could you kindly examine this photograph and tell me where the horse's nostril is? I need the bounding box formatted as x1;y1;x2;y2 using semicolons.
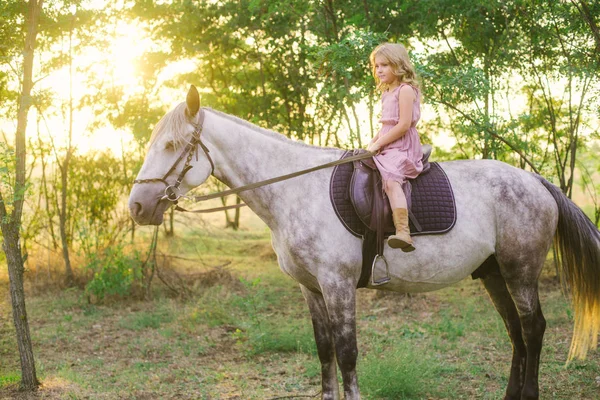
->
132;202;143;217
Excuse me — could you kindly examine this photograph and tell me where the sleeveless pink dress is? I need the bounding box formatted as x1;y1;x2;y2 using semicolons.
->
374;83;423;186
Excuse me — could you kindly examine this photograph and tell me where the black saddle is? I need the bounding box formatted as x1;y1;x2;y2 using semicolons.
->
329;145;456;287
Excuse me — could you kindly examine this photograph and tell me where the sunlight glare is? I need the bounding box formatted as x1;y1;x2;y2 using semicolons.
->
34;13;154;156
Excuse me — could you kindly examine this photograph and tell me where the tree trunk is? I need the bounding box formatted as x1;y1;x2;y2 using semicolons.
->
37;132;58;250
223;196;241;230
163;208;175;237
2;227;39;389
59;161;74;284
58;11;76;286
0;0;44;390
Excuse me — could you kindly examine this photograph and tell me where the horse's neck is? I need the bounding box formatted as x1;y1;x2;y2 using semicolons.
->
205;111;338;226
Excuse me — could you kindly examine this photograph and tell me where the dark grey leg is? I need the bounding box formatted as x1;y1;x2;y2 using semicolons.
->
497;256;547;400
301;285;340;400
480;261;527;400
320;282;360;400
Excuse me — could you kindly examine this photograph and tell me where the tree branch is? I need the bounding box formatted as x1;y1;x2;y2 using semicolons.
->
571;0;600;55
440;27;461;66
437;100;540;174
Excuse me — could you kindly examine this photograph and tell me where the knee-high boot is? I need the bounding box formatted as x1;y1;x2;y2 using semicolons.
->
388;208;415;252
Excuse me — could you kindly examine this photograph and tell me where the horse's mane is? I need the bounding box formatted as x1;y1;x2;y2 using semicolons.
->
150;103;331;151
149;102;190;149
206;108;328;150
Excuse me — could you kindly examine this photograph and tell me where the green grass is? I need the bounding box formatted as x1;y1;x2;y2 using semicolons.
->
1;219;599;399
0;372;20;387
119;305;174;331
360;341;440;399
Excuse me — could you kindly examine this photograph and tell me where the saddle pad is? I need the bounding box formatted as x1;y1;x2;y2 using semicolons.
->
330;151;456;237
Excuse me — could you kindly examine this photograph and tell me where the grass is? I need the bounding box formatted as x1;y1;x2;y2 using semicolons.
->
1;214;599;399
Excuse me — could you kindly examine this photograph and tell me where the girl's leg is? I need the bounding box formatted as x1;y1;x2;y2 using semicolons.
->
384;180;415;251
384;180;407;209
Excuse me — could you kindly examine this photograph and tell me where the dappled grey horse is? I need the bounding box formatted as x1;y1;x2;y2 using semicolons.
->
129;86;600;400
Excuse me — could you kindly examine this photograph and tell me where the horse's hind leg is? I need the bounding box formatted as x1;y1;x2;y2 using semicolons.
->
480;257;527;400
496;252;547;400
301;285;340;400
502;276;546;400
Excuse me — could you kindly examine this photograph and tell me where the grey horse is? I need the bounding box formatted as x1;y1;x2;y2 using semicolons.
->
129;86;600;400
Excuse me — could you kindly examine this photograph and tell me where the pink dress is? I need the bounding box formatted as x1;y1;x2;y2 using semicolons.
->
374;83;423;186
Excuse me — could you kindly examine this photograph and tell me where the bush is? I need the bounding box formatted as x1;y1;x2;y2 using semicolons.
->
84;245;142;301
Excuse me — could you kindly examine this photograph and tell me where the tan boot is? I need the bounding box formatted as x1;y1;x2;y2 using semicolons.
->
388;208;415;252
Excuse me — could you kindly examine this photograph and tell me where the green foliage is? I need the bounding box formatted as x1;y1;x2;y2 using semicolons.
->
84;244;142;301
577;142;600;226
131;0;385;146
0;141;32;225
68;150;126;225
45;149;134;258
0;141;14;203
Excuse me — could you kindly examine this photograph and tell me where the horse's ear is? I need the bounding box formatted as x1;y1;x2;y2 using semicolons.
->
186;85;200;118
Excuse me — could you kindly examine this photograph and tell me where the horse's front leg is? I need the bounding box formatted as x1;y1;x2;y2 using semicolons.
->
320;281;360;400
301;285;340;400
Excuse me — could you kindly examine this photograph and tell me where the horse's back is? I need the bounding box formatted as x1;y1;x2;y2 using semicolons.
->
440;159;558;228
441;159;558;264
375;159;558;292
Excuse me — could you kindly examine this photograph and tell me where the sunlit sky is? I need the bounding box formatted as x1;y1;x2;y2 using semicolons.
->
31;17;156;155
17;0;197;157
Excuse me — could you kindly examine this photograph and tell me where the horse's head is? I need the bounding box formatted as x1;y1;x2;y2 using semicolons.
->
129;85;214;225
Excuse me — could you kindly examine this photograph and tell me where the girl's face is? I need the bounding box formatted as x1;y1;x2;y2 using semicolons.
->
374;55;398;86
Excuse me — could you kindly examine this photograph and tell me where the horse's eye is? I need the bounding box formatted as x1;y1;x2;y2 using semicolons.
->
165;141;175;151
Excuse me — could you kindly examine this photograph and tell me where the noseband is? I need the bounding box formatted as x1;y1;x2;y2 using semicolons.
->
133;110;214;202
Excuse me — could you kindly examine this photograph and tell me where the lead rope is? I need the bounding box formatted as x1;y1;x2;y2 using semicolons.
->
174;150;376;214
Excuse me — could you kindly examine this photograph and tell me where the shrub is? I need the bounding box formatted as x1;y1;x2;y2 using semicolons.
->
84;245;142;301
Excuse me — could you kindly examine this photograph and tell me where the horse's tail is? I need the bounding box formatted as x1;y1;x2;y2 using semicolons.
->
535;175;600;361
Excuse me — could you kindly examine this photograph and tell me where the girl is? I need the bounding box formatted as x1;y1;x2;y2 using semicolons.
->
367;43;424;252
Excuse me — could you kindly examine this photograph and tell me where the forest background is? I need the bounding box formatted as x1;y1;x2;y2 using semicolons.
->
0;0;599;397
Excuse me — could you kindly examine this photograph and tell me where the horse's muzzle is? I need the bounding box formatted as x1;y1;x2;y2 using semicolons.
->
129;186;171;226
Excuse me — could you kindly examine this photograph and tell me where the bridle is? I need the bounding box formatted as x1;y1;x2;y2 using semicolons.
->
133;110;214;203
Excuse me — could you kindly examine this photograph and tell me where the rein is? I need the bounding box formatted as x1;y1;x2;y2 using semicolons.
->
176;150;375;213
133;109;375;214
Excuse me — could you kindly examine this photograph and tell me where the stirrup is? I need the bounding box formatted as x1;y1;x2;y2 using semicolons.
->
371;254;391;286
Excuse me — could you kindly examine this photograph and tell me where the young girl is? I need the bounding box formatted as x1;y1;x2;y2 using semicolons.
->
367;43;424;252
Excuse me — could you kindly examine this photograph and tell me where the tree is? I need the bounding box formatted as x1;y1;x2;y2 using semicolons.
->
518;0;599;196
131;0;372;146
0;0;44;390
402;0;598;199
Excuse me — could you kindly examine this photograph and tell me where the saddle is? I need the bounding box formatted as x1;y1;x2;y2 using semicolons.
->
350;144;433;233
329;144;456;288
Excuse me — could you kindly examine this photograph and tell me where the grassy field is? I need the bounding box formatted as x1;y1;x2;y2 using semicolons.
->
1;212;599;399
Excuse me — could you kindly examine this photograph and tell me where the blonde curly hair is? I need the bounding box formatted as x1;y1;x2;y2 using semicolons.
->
370;42;419;91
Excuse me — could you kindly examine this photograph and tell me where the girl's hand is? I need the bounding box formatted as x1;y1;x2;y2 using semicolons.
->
367;141;381;153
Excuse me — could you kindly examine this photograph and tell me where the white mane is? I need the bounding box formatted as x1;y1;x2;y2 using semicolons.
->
206;108;330;151
150;103;332;152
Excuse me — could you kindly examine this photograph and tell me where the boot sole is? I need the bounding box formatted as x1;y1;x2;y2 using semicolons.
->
388;237;416;252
